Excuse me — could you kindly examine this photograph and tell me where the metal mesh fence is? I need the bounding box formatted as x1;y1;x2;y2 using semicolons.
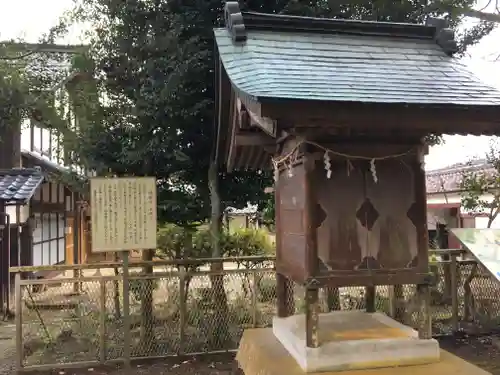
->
13;257;500;370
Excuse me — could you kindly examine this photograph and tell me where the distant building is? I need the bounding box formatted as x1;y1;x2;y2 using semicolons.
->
224;204;260;231
426;159;496;227
426;159;498;249
0;43;91;269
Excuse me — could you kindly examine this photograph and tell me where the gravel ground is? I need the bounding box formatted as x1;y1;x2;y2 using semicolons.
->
0;322;16;375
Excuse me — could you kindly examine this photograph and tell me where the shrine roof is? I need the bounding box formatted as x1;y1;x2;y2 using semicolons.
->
214;7;500;105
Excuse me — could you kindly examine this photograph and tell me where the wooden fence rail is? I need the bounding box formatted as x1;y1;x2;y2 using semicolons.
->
9;250;500;372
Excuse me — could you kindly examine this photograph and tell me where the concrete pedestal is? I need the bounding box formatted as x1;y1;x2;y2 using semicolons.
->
272;310;440;373
236;327;491;375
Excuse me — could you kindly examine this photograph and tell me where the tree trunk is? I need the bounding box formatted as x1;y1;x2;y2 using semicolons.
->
180;231;193;317
208;160;229;350
140;249;154;352
209;160;222;257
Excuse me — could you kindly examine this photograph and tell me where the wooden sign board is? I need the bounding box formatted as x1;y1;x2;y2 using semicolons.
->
90;177;157;252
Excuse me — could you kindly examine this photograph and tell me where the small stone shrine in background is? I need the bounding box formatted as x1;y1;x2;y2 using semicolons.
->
213;2;500;374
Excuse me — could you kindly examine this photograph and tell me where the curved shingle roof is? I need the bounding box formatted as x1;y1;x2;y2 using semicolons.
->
0;168;44;205
215;27;500;105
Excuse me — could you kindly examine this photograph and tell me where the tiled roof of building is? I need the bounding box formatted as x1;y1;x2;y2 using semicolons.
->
0;168;44;205
425;159;494;193
215;8;500;105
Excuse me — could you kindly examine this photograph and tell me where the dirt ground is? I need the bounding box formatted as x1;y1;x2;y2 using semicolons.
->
28;354;239;375
22;335;500;375
439;334;500;375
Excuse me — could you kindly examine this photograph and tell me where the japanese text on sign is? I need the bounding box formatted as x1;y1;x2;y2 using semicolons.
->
90;177;157;252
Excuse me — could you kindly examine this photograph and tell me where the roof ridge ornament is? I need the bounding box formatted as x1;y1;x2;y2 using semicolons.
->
425;17;459;56
225;1;247;43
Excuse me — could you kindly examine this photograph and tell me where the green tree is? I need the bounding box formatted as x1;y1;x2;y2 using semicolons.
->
64;0;493;226
262;194;276;231
58;0;496;350
0;43;78;155
461;146;500;226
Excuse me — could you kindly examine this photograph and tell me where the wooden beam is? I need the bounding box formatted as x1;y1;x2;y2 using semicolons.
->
30;201;66;213
262;101;500;135
237;97;277;137
234;133;275;147
226;95;238;172
247;108;277;137
242;146;257;170
239;92;262;117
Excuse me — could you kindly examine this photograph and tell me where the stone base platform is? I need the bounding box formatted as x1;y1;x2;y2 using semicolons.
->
272;310;440;372
236;327;491;375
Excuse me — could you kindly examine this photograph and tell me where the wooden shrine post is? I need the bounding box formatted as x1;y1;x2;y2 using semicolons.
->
275;162;294;318
303;150;320;348
414;147;433;339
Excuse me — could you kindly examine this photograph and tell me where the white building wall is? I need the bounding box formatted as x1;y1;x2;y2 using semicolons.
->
4;205;30;224
475;216;500;229
20;86;74;168
427;191;500;228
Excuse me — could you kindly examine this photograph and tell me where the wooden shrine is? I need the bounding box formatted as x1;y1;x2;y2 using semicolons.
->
214;2;500;374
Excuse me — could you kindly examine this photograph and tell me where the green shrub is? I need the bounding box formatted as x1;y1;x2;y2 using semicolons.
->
226;228;275;257
156;225;275;262
155;224;276;330
157;224;207;260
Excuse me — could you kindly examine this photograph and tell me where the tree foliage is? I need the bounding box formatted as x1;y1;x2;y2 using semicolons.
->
156;224;274;261
0;43;75;146
460;142;500;227
55;0;495;228
59;0;276;226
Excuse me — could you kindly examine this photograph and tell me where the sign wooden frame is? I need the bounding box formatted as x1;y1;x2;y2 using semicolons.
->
90;177;157;252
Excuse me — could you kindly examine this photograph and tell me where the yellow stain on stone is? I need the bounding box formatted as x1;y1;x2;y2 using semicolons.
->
237;328;492;375
291;313;410;343
323;327;409;342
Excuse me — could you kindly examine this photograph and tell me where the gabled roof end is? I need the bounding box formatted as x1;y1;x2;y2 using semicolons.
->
222;1;458;55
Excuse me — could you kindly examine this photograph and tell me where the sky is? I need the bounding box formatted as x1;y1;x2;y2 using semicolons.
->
0;0;84;43
425;0;500;171
1;0;500;172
